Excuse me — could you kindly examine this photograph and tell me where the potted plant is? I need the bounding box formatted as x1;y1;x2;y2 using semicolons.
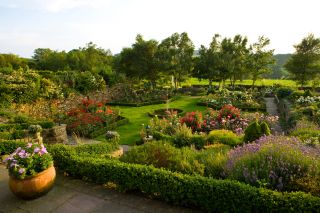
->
3;142;55;199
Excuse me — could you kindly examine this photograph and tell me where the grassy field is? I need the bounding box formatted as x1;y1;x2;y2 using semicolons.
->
96;96;206;145
183;78;300;87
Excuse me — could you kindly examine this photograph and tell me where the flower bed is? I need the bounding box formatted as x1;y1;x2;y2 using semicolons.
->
198;89;266;111
62;97;120;138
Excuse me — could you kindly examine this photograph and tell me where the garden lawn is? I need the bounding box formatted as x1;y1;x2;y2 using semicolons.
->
183;78;300;87
96;96;206;145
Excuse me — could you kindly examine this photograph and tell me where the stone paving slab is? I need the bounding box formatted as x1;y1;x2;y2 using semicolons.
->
0;165;201;213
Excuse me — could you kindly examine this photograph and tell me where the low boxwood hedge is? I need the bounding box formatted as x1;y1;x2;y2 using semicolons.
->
0;121;54;132
0;140;26;155
1;141;319;212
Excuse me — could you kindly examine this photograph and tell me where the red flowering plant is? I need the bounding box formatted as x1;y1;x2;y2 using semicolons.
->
64;97;117;137
217;105;248;134
180;111;203;133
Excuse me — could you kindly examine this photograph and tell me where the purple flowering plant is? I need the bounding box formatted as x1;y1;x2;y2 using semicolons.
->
224;135;320;192
3;142;53;180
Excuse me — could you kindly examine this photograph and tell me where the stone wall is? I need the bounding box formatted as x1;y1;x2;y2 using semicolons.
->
42;124;68;144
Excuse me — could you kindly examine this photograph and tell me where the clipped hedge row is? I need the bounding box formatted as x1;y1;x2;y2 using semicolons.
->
0;140;26;155
48;144;320;212
0;121;54;132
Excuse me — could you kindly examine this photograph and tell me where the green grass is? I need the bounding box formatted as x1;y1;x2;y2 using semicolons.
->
183;78;299;87
96;96;206;145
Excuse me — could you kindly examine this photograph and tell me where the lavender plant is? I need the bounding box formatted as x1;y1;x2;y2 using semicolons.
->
224;136;320;192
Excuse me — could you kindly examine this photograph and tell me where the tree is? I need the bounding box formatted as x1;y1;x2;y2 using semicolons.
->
247;36;275;86
219;35;249;89
158;32;194;89
194;34;222;88
116;34;160;88
285;34;320;87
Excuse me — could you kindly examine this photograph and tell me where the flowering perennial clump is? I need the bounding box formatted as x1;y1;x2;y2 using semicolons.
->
224;135;320;192
4;142;53;180
296;96;320;106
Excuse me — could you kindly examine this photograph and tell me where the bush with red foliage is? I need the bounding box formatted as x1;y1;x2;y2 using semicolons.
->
180;111;203;132
64;97;116;137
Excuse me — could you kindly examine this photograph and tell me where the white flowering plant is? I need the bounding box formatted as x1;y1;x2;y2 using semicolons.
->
3;142;53;180
296;96;320;106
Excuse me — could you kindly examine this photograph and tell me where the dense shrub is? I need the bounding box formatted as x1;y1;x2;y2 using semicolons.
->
276;87;294;99
172;124;193;147
225;136;320;195
180;111;203;132
244;121;270;142
207;130;243;147
196;144;230;178
290;123;320;147
120;141;204;176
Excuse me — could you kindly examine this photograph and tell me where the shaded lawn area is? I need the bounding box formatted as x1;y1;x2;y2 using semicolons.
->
96;96;206;145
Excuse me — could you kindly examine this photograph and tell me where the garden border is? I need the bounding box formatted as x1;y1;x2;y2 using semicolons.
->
1;141;319;212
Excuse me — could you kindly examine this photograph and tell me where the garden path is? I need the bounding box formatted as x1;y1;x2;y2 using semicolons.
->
264;97;283;135
0;165;200;213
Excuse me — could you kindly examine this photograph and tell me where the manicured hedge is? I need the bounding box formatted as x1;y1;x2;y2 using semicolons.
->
0;140;26;155
0;121;54;132
48;144;320;212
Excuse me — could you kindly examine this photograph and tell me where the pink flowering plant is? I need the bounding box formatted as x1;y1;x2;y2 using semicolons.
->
3;142;53;180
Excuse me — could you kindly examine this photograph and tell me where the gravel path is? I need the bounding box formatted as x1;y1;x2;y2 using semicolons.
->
264;97;283;135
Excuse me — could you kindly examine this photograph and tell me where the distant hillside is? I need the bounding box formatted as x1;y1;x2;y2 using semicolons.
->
264;54;292;79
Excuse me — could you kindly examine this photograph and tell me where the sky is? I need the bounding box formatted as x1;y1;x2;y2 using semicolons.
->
0;0;319;58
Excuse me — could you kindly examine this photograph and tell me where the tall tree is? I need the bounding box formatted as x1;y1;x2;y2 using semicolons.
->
285;34;320;87
116;34;160;88
247;36;275;86
194;34;222;88
219;35;249;89
158;32;194;89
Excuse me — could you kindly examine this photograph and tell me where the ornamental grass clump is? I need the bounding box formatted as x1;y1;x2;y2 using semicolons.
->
224;136;320;194
3;142;53;180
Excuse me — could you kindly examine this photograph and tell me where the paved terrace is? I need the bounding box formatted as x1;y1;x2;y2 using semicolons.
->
0;165;200;213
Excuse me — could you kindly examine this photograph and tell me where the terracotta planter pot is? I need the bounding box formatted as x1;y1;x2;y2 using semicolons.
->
9;166;56;200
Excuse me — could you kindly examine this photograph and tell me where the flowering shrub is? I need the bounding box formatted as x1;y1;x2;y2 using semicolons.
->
180;111;203;132
224;136;320;193
217;104;240;120
4;142;53;180
149;110;180;136
64;97;116;137
202;105;248;134
201;90;262;109
296;96;320;106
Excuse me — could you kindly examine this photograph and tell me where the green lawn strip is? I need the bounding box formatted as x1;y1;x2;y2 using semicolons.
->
96;96;206;145
184;78;300;87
